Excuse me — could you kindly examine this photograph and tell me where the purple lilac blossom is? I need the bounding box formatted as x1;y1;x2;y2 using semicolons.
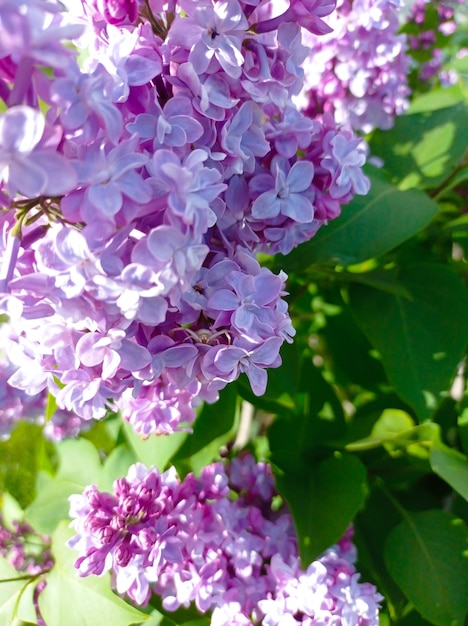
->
167;0;249;79
0;0;83;106
0;302;90;441
298;0;411;133
0;0;371;437
406;0;464;87
88;0;139;25
69;454;383;624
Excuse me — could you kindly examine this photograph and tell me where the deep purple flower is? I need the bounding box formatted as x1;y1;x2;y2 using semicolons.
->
91;0;139;25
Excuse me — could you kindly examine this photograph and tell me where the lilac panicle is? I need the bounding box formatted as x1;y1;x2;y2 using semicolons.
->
1;0;371;437
69;455;383;624
298;0;411;133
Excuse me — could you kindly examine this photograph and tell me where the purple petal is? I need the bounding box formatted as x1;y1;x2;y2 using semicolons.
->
0;105;44;153
170;115;204;143
251;337;283;366
56;228;90;264
119;340;152;371
88;183;123;216
253;273;282;306
281;195;314;223
245;363;267;396
251;191;281;219
9;158;47;197
102;349;121;380
33;151;77;196
164;345;198;367
287;161;314;193
208;289;239;311
126;54;162;85
138;297;168;325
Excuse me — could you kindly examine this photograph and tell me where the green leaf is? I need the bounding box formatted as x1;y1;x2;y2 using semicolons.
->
135;611;165;626
54;438;103;485
39;523;148;626
407;86;465;113
437;166;468;200
349;263;468;421
0;557;37;624
277;170;439;269
25;474;86;536
1;492;23;529
173;384;238;462
370;103;468;190
268;361;346;470
0;423;46;508
45;392;58;422
25;439;104;535
370;408;415;439
346;409;416;452
444;211;468;233
320;306;386;389
354;489;407;620
100;445;138;492
82;415;122;456
274;453;368;564
430;440;468;503
123;422;187;470
396;611;437;626
342;268;413;299
384;510;468;626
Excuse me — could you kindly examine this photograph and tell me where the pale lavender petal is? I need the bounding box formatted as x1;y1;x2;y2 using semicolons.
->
251;191;281;219
102;349;121;380
0;105;44;153
88;183;123;216
287;161;314;193
208;289;240;311
281;195;314;223
245;363;267;396
33;151;77;196
119;340;152;371
9;159;47;197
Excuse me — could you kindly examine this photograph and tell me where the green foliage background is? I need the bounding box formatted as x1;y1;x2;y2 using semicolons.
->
2;18;468;626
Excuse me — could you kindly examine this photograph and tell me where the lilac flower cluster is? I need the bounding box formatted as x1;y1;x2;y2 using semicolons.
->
0;299;89;441
298;0;411;133
69;454;382;624
0;514;53;626
405;0;464;86
0;0;371;436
